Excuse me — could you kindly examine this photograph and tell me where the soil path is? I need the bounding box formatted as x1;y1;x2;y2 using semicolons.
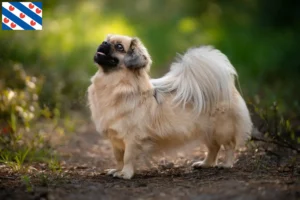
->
1;123;299;200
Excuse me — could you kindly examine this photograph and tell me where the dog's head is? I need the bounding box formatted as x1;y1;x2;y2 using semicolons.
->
93;34;152;73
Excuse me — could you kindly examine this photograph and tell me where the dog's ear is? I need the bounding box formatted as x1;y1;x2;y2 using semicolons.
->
124;38;150;70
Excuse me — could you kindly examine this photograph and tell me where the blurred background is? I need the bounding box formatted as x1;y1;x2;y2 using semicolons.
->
0;0;299;165
1;0;300;111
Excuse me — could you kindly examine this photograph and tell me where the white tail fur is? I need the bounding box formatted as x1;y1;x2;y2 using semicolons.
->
151;46;238;114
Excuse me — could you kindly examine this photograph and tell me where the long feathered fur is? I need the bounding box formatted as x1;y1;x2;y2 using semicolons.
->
151;46;237;114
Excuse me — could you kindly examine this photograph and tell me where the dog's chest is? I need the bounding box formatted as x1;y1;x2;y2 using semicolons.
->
88;83;114;133
88;82;138;135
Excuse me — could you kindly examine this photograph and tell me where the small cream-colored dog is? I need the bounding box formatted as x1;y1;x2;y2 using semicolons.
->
88;34;252;179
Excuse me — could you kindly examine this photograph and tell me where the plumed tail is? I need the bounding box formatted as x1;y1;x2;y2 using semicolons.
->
151;46;237;114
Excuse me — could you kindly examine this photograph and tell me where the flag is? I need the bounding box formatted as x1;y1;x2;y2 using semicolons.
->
2;2;42;30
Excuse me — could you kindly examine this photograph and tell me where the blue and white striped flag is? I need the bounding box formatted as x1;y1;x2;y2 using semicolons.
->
2;2;42;30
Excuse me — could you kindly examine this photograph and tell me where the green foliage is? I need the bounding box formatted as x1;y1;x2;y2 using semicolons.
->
0;65;42;128
0;0;299;111
0;66;60;171
251;101;300;152
48;156;62;173
21;175;33;192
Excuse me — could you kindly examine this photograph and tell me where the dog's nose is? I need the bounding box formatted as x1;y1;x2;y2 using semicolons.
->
97;41;111;55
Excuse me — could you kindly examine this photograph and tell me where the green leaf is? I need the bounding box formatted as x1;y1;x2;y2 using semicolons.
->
10;112;17;133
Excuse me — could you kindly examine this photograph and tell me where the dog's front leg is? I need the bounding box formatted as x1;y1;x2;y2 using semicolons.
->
113;141;137;179
106;146;124;175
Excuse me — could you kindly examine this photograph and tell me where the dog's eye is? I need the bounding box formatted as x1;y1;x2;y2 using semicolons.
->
115;44;124;52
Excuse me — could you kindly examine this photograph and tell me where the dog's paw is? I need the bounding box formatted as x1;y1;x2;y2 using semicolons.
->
113;170;134;180
192;161;214;169
105;169;120;176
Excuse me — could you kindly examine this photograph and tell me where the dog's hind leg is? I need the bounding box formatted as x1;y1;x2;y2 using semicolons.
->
219;142;236;168
192;142;220;168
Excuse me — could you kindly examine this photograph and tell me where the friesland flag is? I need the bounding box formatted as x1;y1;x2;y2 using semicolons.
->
2;2;42;30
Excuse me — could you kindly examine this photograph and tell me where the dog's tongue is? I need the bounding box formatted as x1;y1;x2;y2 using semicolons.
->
97;52;106;56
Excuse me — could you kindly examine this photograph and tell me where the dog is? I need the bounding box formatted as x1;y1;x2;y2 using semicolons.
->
88;34;252;179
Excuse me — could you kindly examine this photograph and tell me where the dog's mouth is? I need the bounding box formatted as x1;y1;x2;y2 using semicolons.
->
94;50;119;67
96;47;110;58
97;52;106;56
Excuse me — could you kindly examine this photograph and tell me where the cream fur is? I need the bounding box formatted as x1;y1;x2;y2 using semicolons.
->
88;34;253;179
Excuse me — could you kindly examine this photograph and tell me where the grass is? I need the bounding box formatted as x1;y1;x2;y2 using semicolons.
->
21;175;33;192
0;148;30;171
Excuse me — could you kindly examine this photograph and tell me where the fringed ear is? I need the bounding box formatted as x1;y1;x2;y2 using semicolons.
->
124;38;151;70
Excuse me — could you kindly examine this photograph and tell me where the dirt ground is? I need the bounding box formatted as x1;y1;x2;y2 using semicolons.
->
0;123;299;200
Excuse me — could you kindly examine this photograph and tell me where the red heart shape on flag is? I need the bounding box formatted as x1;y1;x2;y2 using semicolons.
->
4;18;9;23
30;20;36;26
9;5;15;11
20;13;25;18
36;8;41;14
11;22;16;28
29;3;34;9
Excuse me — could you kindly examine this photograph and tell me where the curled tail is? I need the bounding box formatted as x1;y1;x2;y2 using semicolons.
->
151;46;237;114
